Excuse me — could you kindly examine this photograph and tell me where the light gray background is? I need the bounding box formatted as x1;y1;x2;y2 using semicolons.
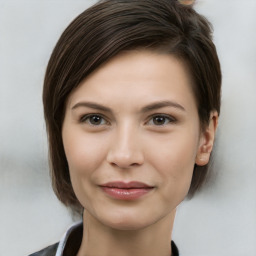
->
1;1;255;256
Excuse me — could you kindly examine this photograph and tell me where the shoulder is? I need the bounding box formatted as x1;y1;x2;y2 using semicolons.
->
28;243;59;256
28;221;83;256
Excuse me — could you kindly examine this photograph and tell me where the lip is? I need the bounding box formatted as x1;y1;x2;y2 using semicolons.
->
99;181;154;201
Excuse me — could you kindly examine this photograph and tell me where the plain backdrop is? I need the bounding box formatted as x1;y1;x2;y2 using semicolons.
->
1;1;256;256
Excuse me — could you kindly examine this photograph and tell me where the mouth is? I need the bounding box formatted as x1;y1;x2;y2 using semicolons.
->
99;181;155;201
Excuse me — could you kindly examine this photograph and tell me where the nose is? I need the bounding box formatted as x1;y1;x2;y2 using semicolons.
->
106;125;144;169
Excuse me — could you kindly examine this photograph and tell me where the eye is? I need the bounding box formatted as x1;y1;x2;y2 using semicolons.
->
81;114;108;126
148;115;176;126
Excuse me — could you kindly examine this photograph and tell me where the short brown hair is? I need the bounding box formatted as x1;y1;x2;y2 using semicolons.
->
43;0;221;211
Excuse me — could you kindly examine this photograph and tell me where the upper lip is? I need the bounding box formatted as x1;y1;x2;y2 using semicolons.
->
100;181;154;189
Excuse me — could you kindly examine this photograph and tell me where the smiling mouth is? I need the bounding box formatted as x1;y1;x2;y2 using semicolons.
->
99;181;155;201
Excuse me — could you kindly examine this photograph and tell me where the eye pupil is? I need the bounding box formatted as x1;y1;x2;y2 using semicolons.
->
153;116;165;125
90;115;102;125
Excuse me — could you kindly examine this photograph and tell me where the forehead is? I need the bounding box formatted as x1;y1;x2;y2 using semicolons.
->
66;50;196;112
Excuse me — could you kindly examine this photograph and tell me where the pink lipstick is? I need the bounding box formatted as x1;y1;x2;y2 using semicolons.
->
99;181;154;200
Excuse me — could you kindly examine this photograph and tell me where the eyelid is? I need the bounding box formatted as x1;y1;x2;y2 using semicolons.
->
80;113;110;125
78;113;177;127
146;114;177;126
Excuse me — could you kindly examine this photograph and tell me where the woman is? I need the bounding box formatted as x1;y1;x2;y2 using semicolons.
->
30;0;221;255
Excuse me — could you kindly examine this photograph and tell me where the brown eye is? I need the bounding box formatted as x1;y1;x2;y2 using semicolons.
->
153;116;167;125
148;115;176;126
81;114;107;126
89;115;102;125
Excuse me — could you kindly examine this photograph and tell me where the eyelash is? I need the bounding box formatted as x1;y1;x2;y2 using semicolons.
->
80;114;109;126
79;114;176;127
147;114;176;126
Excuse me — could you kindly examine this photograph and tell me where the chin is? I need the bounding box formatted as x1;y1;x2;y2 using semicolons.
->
103;217;152;231
96;207;164;231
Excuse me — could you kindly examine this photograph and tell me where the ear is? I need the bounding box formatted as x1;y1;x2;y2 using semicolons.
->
196;111;219;166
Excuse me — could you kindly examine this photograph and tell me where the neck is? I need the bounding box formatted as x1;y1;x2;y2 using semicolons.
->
77;209;176;256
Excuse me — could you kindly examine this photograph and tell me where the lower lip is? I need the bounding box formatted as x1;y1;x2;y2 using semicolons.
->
100;187;153;200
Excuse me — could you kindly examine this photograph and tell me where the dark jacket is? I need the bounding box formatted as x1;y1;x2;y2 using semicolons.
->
29;222;179;256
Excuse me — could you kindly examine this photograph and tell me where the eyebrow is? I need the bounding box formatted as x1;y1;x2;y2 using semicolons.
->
141;101;186;112
71;100;186;113
72;102;112;112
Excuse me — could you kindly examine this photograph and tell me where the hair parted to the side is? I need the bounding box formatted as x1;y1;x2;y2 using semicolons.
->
43;0;221;212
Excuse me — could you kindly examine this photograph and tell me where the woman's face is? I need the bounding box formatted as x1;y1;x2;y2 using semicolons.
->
62;50;211;230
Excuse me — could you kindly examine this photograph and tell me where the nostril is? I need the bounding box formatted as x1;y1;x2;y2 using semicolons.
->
106;151;144;169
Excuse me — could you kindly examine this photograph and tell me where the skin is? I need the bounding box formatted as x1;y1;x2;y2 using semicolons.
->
62;50;218;256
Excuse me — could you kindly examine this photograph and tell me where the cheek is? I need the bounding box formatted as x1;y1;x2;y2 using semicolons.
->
62;128;110;207
145;131;199;199
63;130;108;175
147;132;198;172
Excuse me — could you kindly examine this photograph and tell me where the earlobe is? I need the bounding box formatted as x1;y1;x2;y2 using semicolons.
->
196;111;218;166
